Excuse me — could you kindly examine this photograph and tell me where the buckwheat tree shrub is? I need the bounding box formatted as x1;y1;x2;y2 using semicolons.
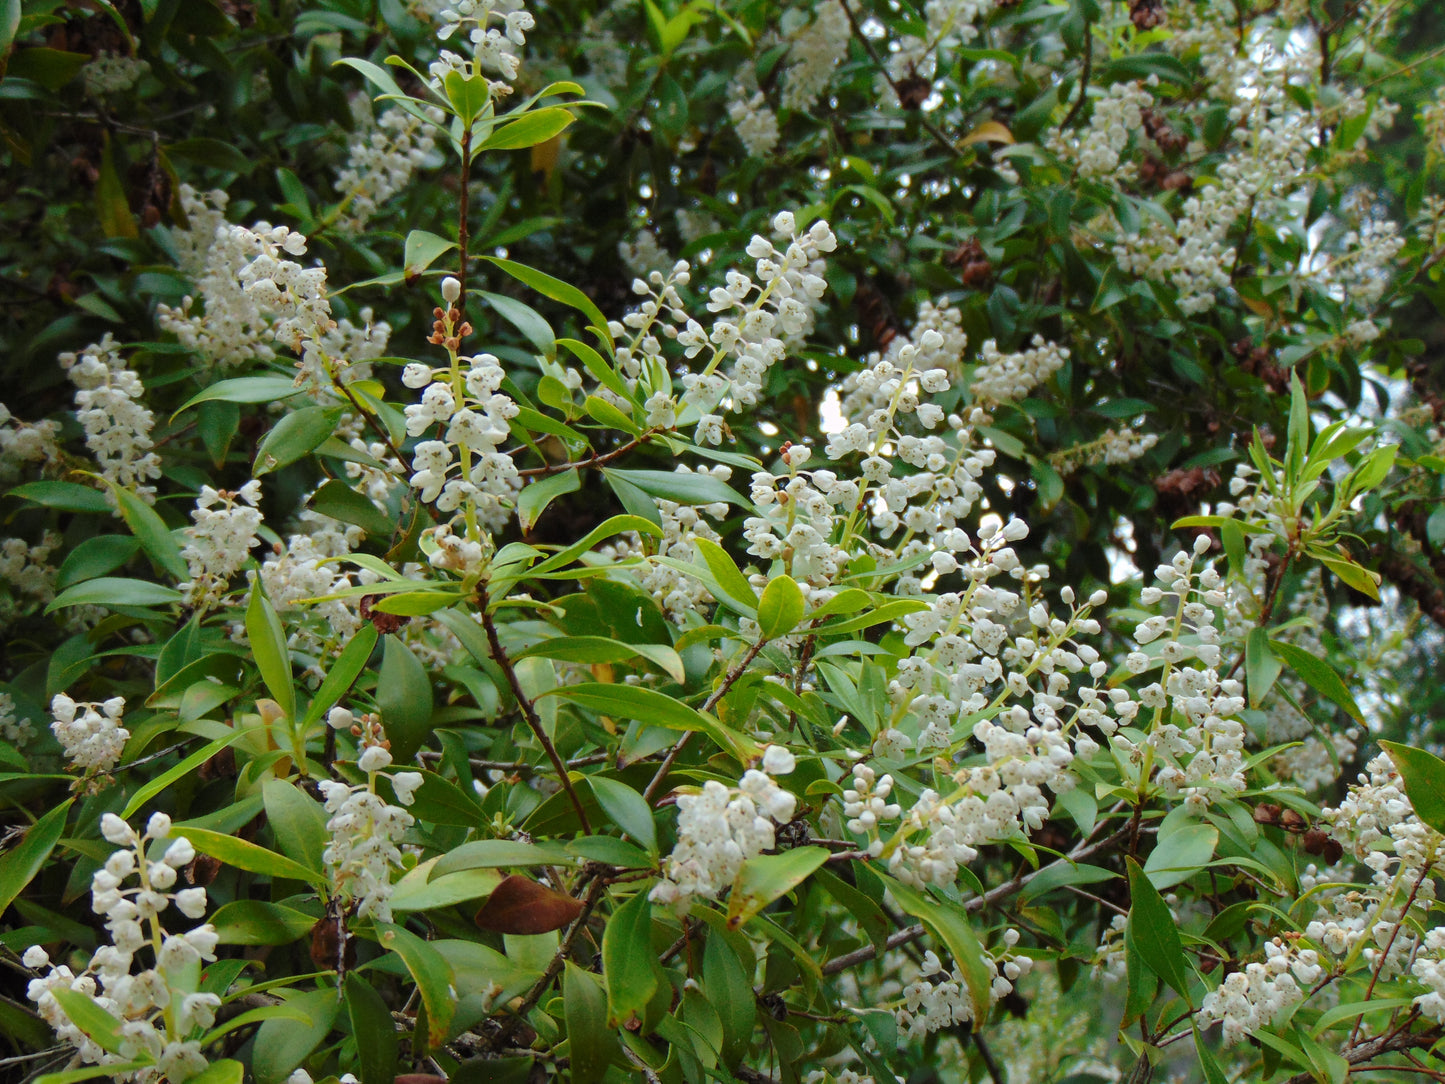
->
1;2;1445;1083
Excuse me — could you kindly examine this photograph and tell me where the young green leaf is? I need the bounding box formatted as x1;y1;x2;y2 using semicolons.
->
245;579;295;723
1125;857;1193;1004
756;575;805;640
0;800;72;920
1379;741;1445;835
728;847;828;929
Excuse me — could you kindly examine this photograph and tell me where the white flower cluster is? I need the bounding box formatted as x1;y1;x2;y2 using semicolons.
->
781;0;850;113
51;693;129;774
179;481;264;609
1420;88;1445;159
1411;928;1445;1024
334;105;441;234
1321;219;1404;309
82;53;150;98
0;402;61;482
968;336;1069;405
0;530;62;612
838;299;969;424
0;691;34;747
650;747;797;910
626;465;732;622
254;506;368;665
1052;427;1159;474
1199;939;1320;1045
319;709;423;924
60;336;163;504
170;185;230;280
727;85;781;157
25;812;219;1083
432;0;535;99
403;302;522;534
1051;79;1154;181
618;228;672;278
894;933;1029;1037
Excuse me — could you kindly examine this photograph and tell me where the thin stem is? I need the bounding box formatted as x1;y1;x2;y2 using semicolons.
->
515;431;657;477
1350;862;1432;1046
509;875;607;1020
1059;12;1094;131
641;636;769;805
478;583;592;833
458;124;473;319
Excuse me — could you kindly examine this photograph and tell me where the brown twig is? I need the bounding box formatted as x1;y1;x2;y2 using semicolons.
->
1350;863;1433;1046
515;431;657;478
478;583;592;833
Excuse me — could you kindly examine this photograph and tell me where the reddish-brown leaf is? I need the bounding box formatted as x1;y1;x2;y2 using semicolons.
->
474;874;584;935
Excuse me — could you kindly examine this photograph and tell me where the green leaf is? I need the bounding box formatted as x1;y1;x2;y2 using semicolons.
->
529;514;663;576
300;624;380;729
431;838;577;878
184;1061;245;1084
541;683;758;762
587;776;657;853
176;827;325;887
1318;556;1380;601
885;878;994;1025
390;862;501;912
513;635;685;684
246;580;296;722
478;106;576;150
691;537;759;609
756;575;804;640
1144;823;1217;890
565;961;615;1084
96;135;138;239
173;376;305;417
369;591;462;616
482;256;613;352
47;577;181;612
518;469;581;533
165;137;254;175
1125;857;1193;1004
0;800;71;918
702;930;755;1067
444;69;492;125
121;731;253;819
601;467;749;509
1;0;20;54
34;1064;149;1084
1379;741;1445;835
377;635;434;762
404;229;458;281
346;972;400;1084
52;535;138;591
6;480;109;514
1269;639;1363;722
603;891;661;1026
254;406;344;475
262;779;328;875
102;484;187;581
378;922;456;1048
309;479;396;539
728;847;827;929
252;988;340;1084
1194;1023;1231;1084
49;988;126;1056
210;900;315;945
1245;627;1282;709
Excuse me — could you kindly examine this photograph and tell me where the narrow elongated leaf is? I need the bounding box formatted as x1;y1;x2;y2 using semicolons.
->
0;800;72;918
478;106;576;150
49;988;126;1055
246;582;295;722
602;467;748;509
172;376;303;417
587;776;658;853
110;484;187;581
565;961;614;1084
1144;823;1217;890
254;406;344;475
431;838;576;878
1125;857;1193;1003
529;514;663;575
209;900;315;945
1269;639;1363;722
252;988;340;1084
176;827;325;887
121;731;253;819
518;469;580;533
482;256;613;351
377;635;434;762
1245;627;1282;708
309;479;396;539
541;683;758;761
345;972;400;1084
300;624;379;729
513;635;684;684
603;890;660;1025
378;922;455;1047
48;577;181;612
262;779;328;875
7;480;109;514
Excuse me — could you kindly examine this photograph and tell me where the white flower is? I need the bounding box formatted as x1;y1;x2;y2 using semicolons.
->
761;745;797;775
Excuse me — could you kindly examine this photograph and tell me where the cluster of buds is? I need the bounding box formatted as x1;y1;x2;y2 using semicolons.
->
426;276;472;352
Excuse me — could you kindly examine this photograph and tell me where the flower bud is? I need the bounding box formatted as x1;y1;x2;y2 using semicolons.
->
441;276;462;304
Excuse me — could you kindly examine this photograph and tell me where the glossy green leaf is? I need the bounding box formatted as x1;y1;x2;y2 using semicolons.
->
403;229;457;280
602;467;748;509
603;890;661;1026
245;580;295;722
377;635;434;762
300;624;379;729
209;900;315;945
541;682;758;762
254;406;344;475
518;469;580;533
49;987;126;1056
172;376;304;417
482;256;613;351
587;776;657;853
309;479;396;539
48;577;181;612
514;635;685;684
887;878;993;1024
756;575;805;640
1269;639;1363;722
379;922;455;1047
431;838;577;878
1144;823;1217;890
109;484;187;581
7;480;109;514
564;960;614;1084
0;800;71;918
262;779;328;875
55;534;142;590
728;847;827;929
346;972;400;1084
1125;857;1193;1004
121;731;254;819
478;106;575;150
252;988;340;1084
175;827;325;887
